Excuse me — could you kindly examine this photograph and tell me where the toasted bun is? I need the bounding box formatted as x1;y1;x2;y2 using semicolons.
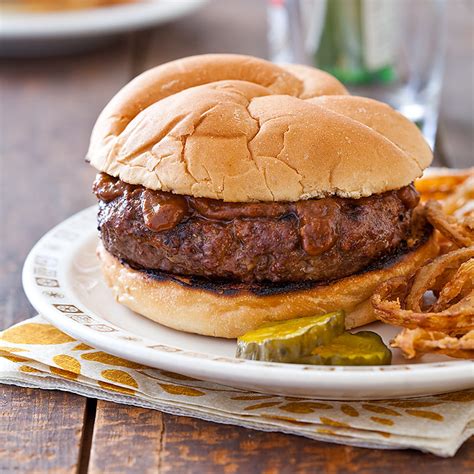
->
87;54;432;202
97;234;438;338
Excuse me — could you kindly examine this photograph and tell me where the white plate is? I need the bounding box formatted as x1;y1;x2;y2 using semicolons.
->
22;206;474;399
0;0;207;56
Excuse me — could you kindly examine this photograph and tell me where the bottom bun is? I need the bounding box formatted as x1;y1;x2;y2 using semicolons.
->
97;234;438;338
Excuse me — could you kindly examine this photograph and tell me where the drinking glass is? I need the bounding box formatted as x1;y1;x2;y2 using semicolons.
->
267;0;447;148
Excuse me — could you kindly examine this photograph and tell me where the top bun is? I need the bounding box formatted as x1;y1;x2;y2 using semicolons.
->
87;54;432;202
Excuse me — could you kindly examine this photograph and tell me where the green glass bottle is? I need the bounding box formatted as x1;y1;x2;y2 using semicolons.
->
314;0;396;85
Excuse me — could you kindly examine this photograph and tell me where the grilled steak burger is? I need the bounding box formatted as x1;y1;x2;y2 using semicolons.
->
87;54;437;338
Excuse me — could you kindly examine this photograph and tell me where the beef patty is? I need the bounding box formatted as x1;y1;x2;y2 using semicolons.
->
94;173;421;283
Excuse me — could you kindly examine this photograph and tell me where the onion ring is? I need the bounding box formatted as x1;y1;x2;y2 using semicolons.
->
415;169;474;214
372;247;474;335
425;201;474;247
372;291;474;334
405;247;474;311
442;175;474;217
433;259;474;311
392;328;474;359
376;170;474;360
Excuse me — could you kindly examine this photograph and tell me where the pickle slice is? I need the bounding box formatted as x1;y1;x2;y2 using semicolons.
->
236;311;345;362
296;331;392;366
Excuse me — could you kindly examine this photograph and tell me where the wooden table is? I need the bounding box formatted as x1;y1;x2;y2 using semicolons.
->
1;1;472;472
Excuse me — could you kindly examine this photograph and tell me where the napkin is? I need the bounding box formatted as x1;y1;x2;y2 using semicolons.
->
1;316;473;457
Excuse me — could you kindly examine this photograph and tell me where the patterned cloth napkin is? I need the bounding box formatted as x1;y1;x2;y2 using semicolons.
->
1;316;473;457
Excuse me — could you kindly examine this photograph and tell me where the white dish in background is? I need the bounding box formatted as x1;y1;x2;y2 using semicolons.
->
22;206;474;400
0;0;207;56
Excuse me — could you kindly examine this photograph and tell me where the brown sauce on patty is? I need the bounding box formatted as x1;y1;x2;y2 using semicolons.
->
93;172;420;259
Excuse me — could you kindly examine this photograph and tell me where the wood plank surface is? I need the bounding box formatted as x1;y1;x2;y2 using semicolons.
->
0;386;88;473
157;415;474;474
88;401;164;473
85;412;474;474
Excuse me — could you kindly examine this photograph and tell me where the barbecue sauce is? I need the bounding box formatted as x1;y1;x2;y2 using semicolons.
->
93;172;419;256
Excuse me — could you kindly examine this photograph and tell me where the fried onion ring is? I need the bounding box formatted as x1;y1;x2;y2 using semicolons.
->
372;248;474;335
433;259;474;311
442;175;474;217
405;247;474;311
425;201;474;247
415;168;474;214
372;287;474;334
376;170;474;360
392;328;474;359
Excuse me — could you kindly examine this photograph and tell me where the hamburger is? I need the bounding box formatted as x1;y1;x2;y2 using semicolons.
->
87;54;437;338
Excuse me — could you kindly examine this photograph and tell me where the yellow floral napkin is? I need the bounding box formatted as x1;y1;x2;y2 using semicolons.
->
1;316;473;457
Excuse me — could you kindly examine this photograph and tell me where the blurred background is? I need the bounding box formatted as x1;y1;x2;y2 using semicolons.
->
0;0;473;324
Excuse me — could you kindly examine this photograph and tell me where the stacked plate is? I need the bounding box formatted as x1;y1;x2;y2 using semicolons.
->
0;0;207;56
